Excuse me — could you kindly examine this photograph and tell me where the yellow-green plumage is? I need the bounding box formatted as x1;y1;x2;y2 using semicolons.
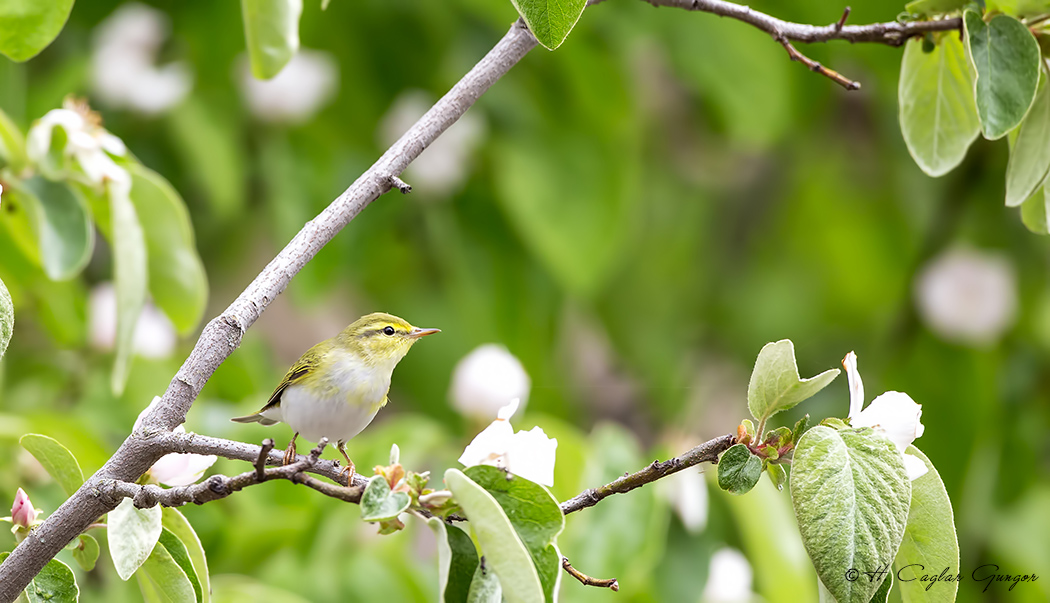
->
232;312;439;468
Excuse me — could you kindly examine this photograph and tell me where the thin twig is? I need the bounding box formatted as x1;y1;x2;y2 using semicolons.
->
389;175;412;194
835;7;851;31
775;34;861;91
256;438;274;483
560;434;735;515
563;557;619;591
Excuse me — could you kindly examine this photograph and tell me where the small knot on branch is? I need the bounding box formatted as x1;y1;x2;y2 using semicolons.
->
206;475;228;496
309;438;329;463
388;175;412;195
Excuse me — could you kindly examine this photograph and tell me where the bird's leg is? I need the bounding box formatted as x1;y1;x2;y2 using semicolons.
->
283;432;299;466
337;441;355;482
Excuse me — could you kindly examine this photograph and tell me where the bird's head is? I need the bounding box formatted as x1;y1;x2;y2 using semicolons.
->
339;312;440;367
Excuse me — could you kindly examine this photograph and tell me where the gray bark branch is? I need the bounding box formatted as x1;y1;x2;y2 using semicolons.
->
0;19;537;601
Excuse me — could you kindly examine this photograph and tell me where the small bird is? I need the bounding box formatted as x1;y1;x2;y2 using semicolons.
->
232;312;439;478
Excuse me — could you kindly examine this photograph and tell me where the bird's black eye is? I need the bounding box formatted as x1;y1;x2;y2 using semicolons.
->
383;326;396;336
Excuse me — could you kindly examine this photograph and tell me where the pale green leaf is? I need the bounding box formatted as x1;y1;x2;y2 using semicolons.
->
0;0;75;62
905;0;966;16
445;468;544;603
717;443;762;495
166;99;246;219
162;508;210;603
767;463;787;491
25;558;79;603
71;533;100;572
747;339;839;423
360;476;411;522
898;35;980;177
0;105;27;170
19;433;84;496
1006;81;1050;206
0;275;11;361
137;533;197;603
127;164;208;334
466;564;503;603
109;183;148;396
158;528;203;603
465;465;564;602
964;10;1041;139
509;0;586;50
893;447;959;603
109;498;163;581
1020;185;1050;234
210;575;312;603
791;426;912;603
870;572;893;603
20;176;93;280
427;518;453;603
241;0;301;79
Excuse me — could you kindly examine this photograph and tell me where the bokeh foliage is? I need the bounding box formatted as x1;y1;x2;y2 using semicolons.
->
2;0;1050;601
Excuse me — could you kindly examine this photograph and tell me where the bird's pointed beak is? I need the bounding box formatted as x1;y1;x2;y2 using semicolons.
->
409;327;441;339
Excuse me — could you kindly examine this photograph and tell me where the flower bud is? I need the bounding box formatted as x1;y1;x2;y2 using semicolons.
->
11;488;37;528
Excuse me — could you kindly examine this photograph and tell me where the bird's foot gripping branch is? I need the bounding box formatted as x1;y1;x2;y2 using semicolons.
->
2;339;957;603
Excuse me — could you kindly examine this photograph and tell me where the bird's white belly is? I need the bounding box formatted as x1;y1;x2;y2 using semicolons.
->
264;382;384;444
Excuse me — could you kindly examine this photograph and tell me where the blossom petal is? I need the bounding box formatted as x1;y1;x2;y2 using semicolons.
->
902;453;929;481
843;351;864;419
458;420;515;468
504;426;557;487
150;452;217;486
851;391;924;452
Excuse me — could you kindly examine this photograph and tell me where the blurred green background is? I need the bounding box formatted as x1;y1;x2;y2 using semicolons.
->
2;0;1049;601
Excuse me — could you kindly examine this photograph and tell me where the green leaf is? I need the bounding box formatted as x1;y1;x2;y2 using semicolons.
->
25;558;79;603
137;532;197;603
158;528;203;603
0;0;75;62
71;533;100;572
747;339;839;423
717;443;762;495
905;0;966;16
162;508;210;603
360;476;411;522
108;183;148;396
1020;185;1050;234
0;275;12;361
20;176;93;281
444;468;544;603
464;465;564;602
509;0;586;50
767;463;787;492
870;572;893;603
964;10;1041;139
892;447;959;603
791;426;912;603
127;164;208;334
428;518;480;603
19;433;84;496
0;105;27;171
466;563;503;603
109;498;163;581
166;99;246;220
792;414;811;443
898;35;980;177
1006;81;1050;206
240;0;301;79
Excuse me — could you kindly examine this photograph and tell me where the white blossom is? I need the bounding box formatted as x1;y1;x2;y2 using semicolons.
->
915;248;1017;347
135;397;217;487
26;100;129;188
702;548;755;603
379;90;485;197
237;50;338;123
458;399;557;487
89;283;177;360
843;352;928;480
92;4;193;115
450;344;530;420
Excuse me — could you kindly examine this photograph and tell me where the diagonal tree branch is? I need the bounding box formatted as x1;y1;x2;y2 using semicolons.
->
0;20;538;601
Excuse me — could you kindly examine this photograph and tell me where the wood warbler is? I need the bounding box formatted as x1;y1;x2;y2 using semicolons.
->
231;312;439;477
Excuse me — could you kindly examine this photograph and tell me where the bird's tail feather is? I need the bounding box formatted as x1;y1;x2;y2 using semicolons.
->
231;413;278;426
